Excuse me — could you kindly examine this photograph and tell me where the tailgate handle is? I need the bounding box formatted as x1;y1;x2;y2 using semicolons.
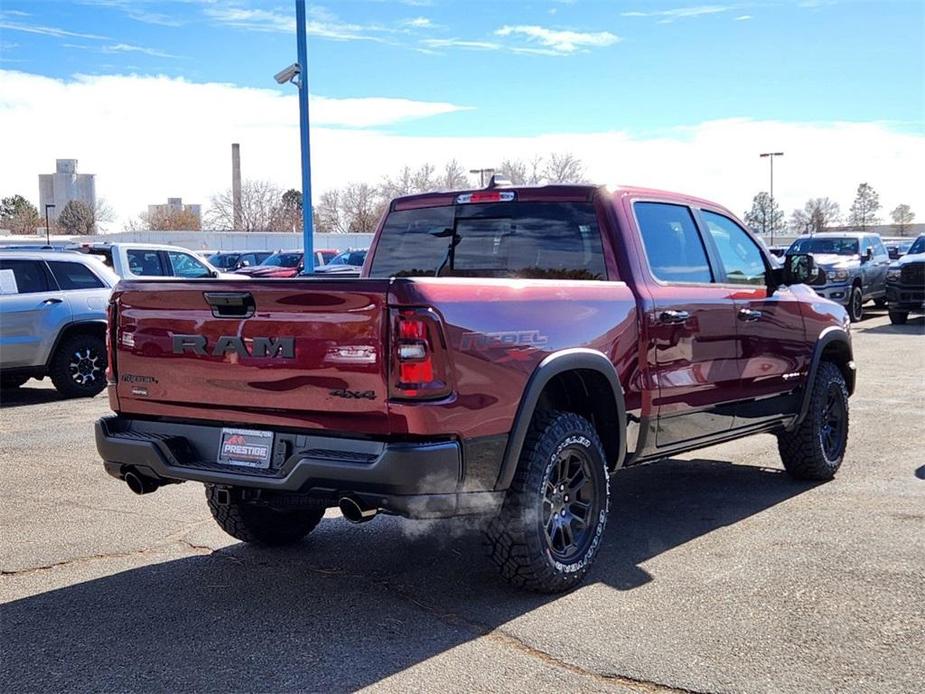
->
203;292;255;318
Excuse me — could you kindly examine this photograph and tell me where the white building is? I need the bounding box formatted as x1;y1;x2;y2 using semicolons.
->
38;159;96;223
147;197;202;225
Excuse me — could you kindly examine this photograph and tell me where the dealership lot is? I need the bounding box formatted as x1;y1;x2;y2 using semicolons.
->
1;310;922;693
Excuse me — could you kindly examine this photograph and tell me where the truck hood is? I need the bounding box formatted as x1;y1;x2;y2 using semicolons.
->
810;253;858;270
891;252;925;269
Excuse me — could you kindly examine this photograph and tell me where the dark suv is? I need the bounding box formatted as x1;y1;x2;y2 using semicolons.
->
885;234;925;324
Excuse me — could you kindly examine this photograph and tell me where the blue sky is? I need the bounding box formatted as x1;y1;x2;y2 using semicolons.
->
1;1;923;225
2;0;922;138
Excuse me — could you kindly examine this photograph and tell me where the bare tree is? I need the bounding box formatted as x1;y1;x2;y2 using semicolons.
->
276;188;302;233
205;179;285;231
497;159;529;185
441;160;470;190
314;189;347;233
790;197;841;235
136;206;202;231
411;163;437;192
848;182;881;232
341;183;383;233
543;152;585;183
378;166;416;202
890;204;915;236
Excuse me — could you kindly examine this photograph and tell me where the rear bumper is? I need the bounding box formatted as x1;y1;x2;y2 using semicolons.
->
96;415;504;519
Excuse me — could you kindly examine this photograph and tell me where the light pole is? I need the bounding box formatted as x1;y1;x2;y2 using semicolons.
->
470;168;495;187
44;204;55;246
274;0;314;273
759;152;783;244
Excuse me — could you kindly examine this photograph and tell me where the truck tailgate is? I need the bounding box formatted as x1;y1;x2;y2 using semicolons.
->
112;279;391;434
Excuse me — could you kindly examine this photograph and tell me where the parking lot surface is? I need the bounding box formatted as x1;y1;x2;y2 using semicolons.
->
1;310;923;693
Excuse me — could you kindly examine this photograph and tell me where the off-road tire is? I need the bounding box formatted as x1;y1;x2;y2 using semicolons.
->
205;485;324;545
848;285;864;322
48;333;107;397
777;361;849;481
1;375;28;389
484;410;610;593
889;310;909;325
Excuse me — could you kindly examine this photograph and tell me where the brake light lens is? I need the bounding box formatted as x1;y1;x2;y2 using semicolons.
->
390;308;451;400
456;190;516;204
105;296;119;384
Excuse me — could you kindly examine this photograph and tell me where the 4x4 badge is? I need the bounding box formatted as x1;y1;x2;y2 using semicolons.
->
330;389;376;400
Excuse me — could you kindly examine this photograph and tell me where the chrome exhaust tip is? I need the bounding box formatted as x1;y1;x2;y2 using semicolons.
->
338;496;378;524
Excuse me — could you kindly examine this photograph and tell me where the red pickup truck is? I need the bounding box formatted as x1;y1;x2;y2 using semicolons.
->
96;183;855;592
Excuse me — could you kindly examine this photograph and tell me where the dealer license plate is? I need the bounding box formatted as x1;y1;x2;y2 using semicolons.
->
218;428;274;469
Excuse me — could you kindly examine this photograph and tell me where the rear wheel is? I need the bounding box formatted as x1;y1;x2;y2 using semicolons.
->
777;361;849;481
205;485;325;545
848;285;864;322
48;333;107;397
1;374;29;390
889;310;909;325
484;411;610;593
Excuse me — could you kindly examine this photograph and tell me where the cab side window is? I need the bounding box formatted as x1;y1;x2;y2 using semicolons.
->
127;250;166;276
48;261;106;290
634;202;713;283
701;211;767;286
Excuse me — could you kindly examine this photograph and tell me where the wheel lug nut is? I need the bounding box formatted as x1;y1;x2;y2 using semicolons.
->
560;509;566;516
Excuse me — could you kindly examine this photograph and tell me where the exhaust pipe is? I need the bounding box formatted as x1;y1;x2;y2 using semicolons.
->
124;469;160;495
338;496;378;524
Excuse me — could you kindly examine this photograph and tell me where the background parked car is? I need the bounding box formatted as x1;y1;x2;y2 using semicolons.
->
787;232;890;321
208;250;273;272
885;234;925;324
314;249;338;267
234;251;304;278
884;238;915;260
0;250;116;396
313;248;367;275
80;243;236;279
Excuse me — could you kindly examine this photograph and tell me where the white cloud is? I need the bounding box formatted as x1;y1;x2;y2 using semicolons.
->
102;43;179;58
1;70;921;230
494;25;620;54
0;17;109;40
735;15;753;21
621;5;736;21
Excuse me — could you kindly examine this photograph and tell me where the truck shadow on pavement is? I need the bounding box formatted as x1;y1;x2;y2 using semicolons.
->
0;384;72;408
1;458;814;692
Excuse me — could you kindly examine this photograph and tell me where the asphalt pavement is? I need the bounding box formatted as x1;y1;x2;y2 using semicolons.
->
1;309;923;693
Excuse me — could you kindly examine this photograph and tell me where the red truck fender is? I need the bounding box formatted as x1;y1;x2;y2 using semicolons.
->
493;348;628;491
788;326;856;432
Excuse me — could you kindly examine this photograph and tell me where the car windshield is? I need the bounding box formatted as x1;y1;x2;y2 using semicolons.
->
908;237;925;255
789;237;859;255
262;252;302;267
208;253;239;269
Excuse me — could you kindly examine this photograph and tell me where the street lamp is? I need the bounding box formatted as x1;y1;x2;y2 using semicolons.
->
759;152;784;243
44;204;55;246
274;0;314;273
470;168;495;187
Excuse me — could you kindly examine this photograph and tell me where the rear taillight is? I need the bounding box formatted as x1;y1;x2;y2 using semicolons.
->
390;308;451;400
105;296;119;383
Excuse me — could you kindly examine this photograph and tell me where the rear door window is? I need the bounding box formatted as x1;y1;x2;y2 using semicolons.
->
0;259;53;293
369;202;606;280
127;249;166;276
47;261;106;290
634;202;713;283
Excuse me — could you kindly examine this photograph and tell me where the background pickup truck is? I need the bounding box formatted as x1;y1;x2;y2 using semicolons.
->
97;182;856;592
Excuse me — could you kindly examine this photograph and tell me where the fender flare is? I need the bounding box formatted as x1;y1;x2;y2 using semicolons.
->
494;348;627;491
791;326;855;429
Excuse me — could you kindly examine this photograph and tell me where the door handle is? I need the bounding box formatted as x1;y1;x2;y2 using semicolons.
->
658;309;690;325
738;308;763;322
41;298;63;306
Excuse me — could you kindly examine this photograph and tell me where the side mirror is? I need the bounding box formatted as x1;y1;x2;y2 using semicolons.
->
863;247;874;262
783;253;817;285
239;260;251;268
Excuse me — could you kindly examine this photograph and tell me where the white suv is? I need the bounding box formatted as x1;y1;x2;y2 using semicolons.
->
0;250;117;397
